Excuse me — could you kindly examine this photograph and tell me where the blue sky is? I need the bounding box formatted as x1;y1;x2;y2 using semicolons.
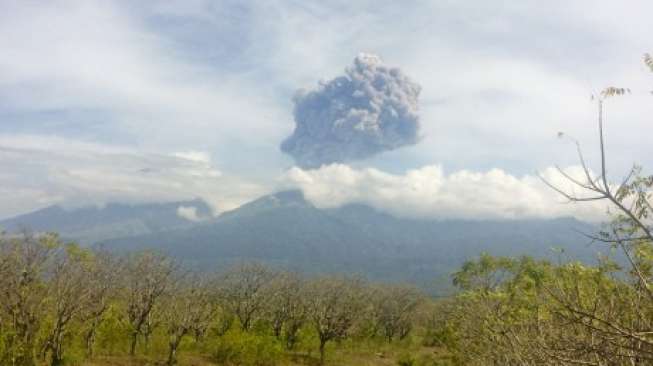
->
1;0;652;220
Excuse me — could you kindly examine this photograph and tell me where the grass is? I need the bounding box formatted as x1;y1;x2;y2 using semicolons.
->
78;345;451;366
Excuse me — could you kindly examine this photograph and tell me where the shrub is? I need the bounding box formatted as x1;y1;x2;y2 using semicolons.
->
210;329;283;366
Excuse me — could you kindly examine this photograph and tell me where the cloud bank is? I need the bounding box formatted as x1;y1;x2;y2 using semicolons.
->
0;135;266;219
283;164;608;222
281;53;421;168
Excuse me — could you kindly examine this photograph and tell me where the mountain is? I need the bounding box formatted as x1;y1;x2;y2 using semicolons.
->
1;191;605;292
0;200;212;244
98;191;602;292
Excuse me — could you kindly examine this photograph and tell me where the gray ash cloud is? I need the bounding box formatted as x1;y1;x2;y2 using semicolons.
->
281;54;421;169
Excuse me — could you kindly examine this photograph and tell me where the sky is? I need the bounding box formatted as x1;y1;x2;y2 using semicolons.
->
1;0;652;221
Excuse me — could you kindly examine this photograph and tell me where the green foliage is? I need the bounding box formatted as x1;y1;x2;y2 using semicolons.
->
397;352;459;366
208;328;283;366
396;352;415;366
94;305;131;356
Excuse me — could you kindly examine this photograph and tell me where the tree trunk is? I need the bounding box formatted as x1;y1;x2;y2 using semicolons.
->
167;331;186;366
240;316;251;331
50;353;64;366
17;325;37;366
167;342;178;366
286;332;297;350
46;328;65;366
129;332;138;356
319;338;327;365
143;331;151;351
85;327;97;358
273;319;283;339
49;339;64;366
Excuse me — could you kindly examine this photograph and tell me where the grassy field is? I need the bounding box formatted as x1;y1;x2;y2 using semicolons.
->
80;345;452;366
71;325;455;366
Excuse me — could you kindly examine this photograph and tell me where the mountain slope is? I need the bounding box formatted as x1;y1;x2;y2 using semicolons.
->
0;200;212;244
100;191;601;290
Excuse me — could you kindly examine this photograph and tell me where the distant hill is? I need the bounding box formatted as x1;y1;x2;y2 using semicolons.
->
1;191;606;292
97;190;603;292
0;199;212;244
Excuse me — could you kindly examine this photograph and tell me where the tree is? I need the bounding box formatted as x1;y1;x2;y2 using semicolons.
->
123;251;176;356
263;271;307;349
446;253;649;365
447;255;541;365
218;262;274;331
305;276;366;364
41;244;94;366
162;274;217;366
0;232;58;366
537;72;653;363
369;284;423;342
437;56;653;365
81;248;122;359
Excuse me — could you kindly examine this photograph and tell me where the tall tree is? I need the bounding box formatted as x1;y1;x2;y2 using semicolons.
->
123;251;176;356
218;262;274;331
82;248;121;359
0;232;58;366
264;271;307;349
305;276;366;365
41;244;94;366
162;274;217;366
369;284;423;342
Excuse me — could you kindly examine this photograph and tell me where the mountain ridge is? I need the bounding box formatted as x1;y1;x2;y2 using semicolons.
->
0;199;213;244
1;191;603;291
99;190;600;290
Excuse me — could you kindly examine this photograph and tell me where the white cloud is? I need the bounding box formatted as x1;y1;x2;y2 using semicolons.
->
173;151;212;165
0;1;289;152
0;134;266;219
172;151;221;178
282;164;609;222
176;205;204;222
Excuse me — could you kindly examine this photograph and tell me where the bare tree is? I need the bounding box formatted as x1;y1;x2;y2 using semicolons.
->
162;274;217;366
540;86;650;293
218;262;274;331
141;307;162;352
305;276;366;364
123;251;176;356
0;232;57;366
81;248;122;359
369;284;423;342
264;271;307;349
41;244;94;366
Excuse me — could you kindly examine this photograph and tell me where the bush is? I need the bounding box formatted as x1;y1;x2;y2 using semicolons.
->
209;329;283;366
397;353;415;366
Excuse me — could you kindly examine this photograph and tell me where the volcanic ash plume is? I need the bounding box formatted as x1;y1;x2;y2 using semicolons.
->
281;53;421;169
